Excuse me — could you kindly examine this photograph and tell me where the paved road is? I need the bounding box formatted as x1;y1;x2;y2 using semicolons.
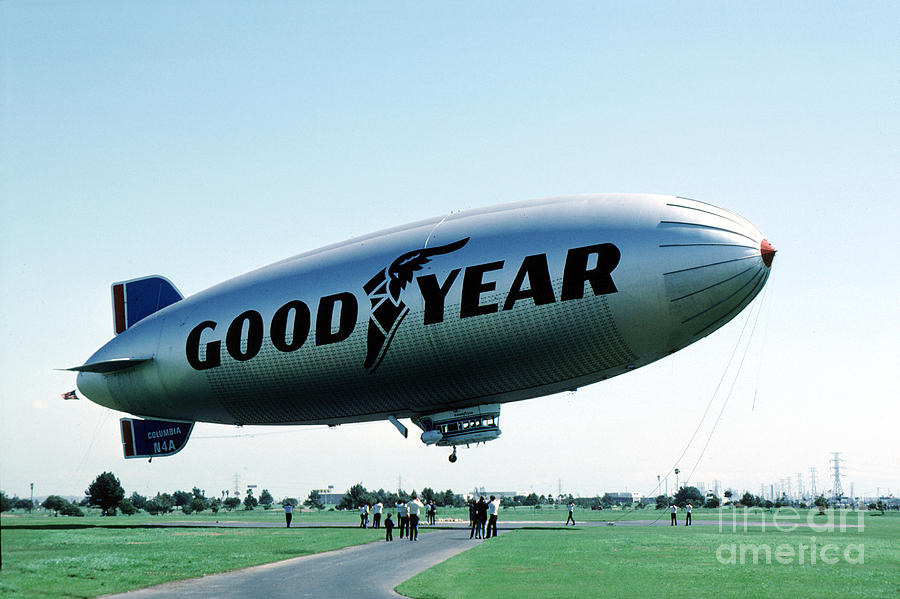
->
101;517;853;598
101;528;495;599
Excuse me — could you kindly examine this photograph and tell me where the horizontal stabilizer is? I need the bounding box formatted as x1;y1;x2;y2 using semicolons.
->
65;357;152;373
120;417;195;459
113;276;182;334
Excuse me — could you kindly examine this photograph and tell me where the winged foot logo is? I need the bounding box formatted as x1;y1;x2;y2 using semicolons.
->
363;238;470;372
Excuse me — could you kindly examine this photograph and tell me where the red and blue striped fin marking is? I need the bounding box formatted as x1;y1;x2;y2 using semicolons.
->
112;276;182;335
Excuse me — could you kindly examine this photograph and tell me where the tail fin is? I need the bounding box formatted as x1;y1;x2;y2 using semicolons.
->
112;276;182;334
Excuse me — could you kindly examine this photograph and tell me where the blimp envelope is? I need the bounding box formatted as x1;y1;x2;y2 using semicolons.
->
120;417;195;459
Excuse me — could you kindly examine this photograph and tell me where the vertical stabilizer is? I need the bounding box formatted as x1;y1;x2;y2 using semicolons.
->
112;276;182;334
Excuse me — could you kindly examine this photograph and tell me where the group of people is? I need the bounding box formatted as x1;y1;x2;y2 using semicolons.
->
353;494;440;541
467;495;501;539
355;495;440;541
669;502;693;526
357;500;384;529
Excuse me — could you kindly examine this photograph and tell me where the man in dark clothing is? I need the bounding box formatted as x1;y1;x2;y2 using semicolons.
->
475;497;488;539
468;500;477;539
384;513;394;541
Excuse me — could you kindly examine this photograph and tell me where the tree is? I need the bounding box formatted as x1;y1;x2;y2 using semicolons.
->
42;495;82;516
441;489;459;507
243;489;258;510
118;498;137;515
723;490;733;502
173;490;192;508
223;497;241;511
190;497;206;513
705;496;721;508
0;492;13;512
304;490;324;510
741;491;756;507
674;486;703;508
129;492;147;511
655;495;669;509
338;483;373;510
421;487;435;504
14;497;35;511
86;472;125;515
524;493;540;506
145;493;174;515
259;489;274;509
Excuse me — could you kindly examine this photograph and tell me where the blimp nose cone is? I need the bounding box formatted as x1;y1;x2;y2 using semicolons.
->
760;239;776;268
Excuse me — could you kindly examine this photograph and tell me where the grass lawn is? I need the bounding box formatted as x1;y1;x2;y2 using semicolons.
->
2;509;896;598
0;515;383;598
397;511;900;599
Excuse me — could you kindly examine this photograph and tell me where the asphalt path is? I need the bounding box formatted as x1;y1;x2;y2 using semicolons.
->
101;527;496;599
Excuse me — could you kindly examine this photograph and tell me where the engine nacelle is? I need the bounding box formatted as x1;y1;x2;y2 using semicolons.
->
420;430;444;445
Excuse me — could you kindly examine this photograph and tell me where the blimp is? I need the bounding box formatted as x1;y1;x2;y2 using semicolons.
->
68;194;775;462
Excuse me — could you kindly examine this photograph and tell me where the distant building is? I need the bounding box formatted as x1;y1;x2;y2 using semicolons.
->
311;485;342;506
465;488;523;500
606;492;642;505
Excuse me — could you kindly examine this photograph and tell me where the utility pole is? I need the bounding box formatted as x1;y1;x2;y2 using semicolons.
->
831;452;845;502
30;483;34;512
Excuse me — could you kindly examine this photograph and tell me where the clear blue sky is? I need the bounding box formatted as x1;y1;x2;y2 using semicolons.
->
2;2;897;502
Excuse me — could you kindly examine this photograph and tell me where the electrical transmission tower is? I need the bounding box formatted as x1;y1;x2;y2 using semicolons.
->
809;467;817;498
796;473;804;501
831;452;845;500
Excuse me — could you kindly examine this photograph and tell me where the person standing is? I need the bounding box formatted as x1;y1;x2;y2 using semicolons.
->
359;504;369;528
468;499;477;539
283;501;293;528
407;494;424;541
670;504;677;526
384;513;394;541
486;495;500;538
566;500;575;526
397;500;409;539
685;502;692;526
373;500;383;529
475;497;488;539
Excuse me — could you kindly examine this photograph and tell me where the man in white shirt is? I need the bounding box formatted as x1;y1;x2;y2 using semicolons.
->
372;501;383;529
685;502;692;526
486;495;500;538
359;504;369;528
566;500;575;526
396;500;409;539
407;493;425;541
670;504;677;526
283;501;293;528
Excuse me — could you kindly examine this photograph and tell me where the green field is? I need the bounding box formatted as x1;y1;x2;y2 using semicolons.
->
399;510;900;599
0;513;380;598
2;509;898;598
